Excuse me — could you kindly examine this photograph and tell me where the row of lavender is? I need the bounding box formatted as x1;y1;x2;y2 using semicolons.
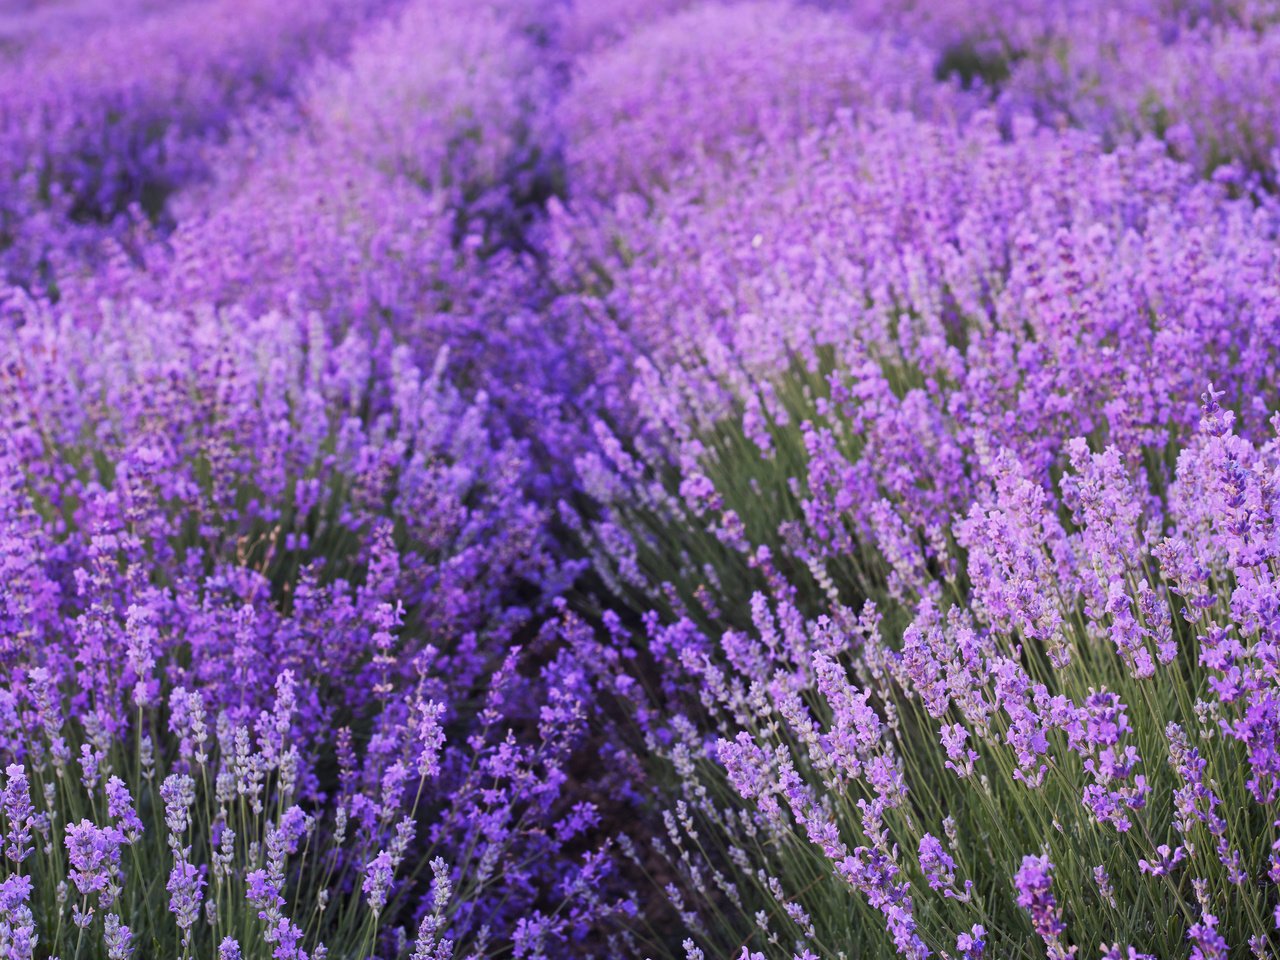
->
551;0;1280;959
0;0;631;956
3;0;1280;958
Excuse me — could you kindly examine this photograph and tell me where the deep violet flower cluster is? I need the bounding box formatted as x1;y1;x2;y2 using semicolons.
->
5;0;1280;957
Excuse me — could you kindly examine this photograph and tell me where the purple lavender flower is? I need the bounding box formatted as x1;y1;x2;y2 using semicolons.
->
940;723;978;778
1015;854;1069;959
1;764;33;864
918;834;970;901
246;868;285;918
166;859;205;944
104;913;133;960
65;818;124;918
104;776;144;843
957;924;985;960
160;773;195;840
414;698;447;779
0;874;35;958
1101;946;1154;960
1188;910;1227;960
1093;865;1116;909
1137;844;1185;877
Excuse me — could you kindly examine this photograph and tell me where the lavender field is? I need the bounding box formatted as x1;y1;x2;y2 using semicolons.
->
2;0;1280;957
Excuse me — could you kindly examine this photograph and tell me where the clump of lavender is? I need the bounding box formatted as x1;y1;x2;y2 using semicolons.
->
583;368;1280;958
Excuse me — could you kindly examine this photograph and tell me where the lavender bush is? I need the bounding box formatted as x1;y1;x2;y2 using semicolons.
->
4;0;1280;956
